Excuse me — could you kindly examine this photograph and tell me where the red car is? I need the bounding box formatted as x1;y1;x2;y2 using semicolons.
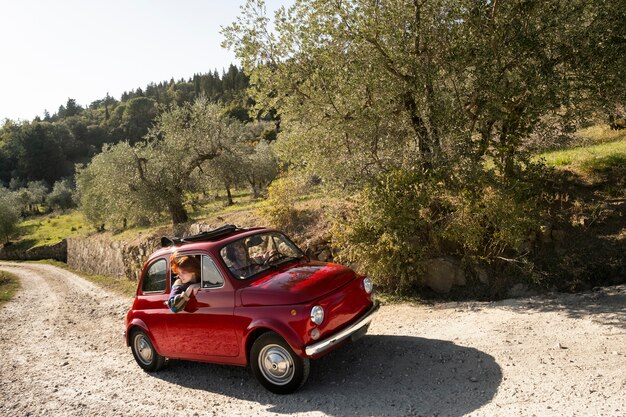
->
124;225;379;394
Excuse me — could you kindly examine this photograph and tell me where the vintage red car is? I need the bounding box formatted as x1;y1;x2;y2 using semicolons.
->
124;225;379;394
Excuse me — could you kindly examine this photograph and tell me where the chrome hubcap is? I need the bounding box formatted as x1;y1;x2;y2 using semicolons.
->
258;344;294;385
134;334;153;365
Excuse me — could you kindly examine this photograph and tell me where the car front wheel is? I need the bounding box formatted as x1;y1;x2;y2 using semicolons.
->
130;329;165;372
250;332;310;394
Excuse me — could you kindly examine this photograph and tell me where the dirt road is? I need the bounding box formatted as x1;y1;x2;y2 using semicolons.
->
0;262;624;417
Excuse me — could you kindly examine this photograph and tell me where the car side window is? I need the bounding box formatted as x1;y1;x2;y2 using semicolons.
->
170;254;202;286
202;255;224;288
142;259;167;293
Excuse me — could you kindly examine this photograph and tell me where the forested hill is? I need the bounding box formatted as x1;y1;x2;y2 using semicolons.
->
0;65;250;188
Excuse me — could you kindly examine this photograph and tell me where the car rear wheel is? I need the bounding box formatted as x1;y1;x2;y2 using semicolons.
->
130;329;165;372
250;332;310;394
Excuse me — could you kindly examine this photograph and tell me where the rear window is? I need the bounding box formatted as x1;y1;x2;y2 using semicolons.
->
141;259;167;293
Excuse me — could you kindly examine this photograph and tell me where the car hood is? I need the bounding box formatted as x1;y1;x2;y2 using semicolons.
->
239;261;357;306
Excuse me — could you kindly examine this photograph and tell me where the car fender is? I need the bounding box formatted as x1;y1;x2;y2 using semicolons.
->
244;318;305;358
126;318;164;354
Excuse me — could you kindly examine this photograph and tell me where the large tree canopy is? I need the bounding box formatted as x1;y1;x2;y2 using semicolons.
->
223;0;626;184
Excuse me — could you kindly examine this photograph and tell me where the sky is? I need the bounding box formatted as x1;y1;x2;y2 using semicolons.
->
0;0;289;121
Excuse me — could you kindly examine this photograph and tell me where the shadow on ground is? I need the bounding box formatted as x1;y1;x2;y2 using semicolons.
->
496;285;626;330
153;335;502;417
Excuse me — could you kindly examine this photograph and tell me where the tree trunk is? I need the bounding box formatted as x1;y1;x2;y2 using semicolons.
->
168;199;189;225
225;185;234;206
403;92;432;166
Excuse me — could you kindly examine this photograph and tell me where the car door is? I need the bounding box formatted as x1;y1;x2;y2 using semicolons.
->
135;258;170;353
165;254;239;358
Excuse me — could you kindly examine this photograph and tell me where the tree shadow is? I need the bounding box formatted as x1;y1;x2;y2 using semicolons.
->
1;239;37;254
152;335;502;417
494;285;626;330
530;168;626;293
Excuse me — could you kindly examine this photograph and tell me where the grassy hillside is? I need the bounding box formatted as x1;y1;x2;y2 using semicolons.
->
11;211;90;251
539;126;626;175
11;186;332;250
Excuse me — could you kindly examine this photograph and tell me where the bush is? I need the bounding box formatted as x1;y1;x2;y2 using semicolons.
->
332;164;547;294
259;176;306;233
331;169;435;293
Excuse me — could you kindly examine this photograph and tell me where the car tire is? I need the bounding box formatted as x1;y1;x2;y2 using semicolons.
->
250;332;310;394
130;329;165;372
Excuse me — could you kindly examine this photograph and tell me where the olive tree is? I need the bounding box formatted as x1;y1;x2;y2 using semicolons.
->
76;142;145;229
46;179;77;212
0;188;20;244
202;150;248;206
77;98;247;227
16;181;49;215
223;0;624;183
242;140;278;198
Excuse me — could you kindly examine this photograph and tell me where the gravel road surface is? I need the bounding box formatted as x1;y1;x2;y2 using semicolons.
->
0;262;624;417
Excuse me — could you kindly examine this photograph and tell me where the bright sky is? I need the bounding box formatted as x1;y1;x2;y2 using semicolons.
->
0;0;289;121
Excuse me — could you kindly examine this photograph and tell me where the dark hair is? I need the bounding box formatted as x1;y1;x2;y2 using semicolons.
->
170;252;201;277
225;244;238;261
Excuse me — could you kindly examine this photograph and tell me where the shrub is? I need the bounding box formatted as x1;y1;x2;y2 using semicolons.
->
332;164;547;294
331;169;436;293
259;176;306;233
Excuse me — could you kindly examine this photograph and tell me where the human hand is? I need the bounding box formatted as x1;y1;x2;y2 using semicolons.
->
184;285;199;298
262;249;281;265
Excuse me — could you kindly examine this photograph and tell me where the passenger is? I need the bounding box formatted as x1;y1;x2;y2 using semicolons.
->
167;253;201;313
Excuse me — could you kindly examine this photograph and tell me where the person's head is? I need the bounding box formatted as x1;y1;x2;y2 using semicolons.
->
171;253;200;283
225;241;248;265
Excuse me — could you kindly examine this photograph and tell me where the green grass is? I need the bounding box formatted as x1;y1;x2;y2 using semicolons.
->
29;260;137;298
538;139;626;173
14;211;91;251
0;271;21;307
190;190;265;218
575;125;626;145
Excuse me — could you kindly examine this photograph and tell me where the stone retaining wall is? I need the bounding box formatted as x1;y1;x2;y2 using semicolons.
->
67;234;161;281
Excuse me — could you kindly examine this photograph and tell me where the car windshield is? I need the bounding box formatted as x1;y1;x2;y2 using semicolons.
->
220;232;304;280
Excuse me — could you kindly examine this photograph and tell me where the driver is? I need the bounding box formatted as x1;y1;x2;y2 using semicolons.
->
225;241;258;278
225;240;279;278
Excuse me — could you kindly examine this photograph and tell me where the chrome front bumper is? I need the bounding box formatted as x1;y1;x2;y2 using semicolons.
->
305;300;380;357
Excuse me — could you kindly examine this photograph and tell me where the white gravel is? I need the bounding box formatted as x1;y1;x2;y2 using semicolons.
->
0;262;624;417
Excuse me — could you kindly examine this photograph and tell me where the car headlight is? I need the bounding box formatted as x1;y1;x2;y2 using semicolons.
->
310;305;324;325
363;277;373;294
